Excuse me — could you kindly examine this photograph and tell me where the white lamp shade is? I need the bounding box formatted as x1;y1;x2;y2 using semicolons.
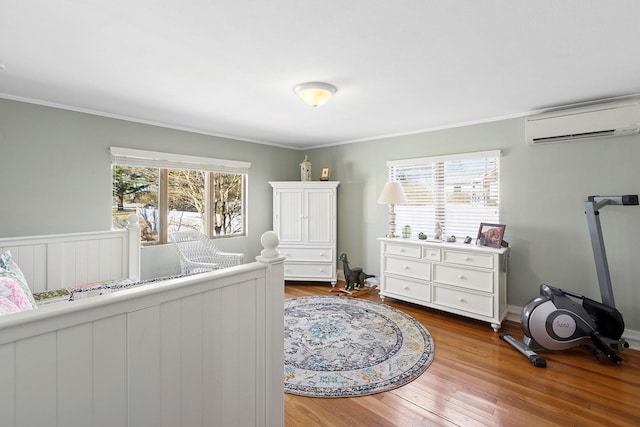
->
294;82;337;107
377;182;408;204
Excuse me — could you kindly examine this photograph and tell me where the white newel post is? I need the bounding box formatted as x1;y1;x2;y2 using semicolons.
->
256;230;285;427
126;214;141;281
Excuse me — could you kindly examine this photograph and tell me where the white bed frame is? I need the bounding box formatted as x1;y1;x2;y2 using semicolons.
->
0;224;285;427
0;214;141;293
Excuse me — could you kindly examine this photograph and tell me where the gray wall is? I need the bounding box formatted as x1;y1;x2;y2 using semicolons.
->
311;120;640;330
0;98;300;278
2;97;640;331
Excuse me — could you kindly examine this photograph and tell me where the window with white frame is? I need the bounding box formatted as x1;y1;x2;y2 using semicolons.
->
111;147;250;244
389;150;500;240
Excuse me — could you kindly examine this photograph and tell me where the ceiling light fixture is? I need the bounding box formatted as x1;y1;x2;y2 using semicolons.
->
294;82;337;107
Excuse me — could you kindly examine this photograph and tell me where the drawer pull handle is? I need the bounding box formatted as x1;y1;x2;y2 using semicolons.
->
404;266;410;270
400;248;405;252
458;297;465;302
465;257;472;261
458;275;466;280
403;286;410;290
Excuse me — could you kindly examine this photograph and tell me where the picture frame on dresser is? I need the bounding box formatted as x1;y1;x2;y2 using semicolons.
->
477;223;506;248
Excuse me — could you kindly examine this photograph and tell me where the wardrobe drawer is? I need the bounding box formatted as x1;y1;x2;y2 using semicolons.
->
442;250;494;269
384;243;421;259
432;264;493;292
385;256;430;280
280;247;333;262
284;262;334;279
433;285;493;317
384;275;430;302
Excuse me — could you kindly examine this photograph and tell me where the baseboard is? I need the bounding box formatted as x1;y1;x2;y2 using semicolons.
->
507;305;640;351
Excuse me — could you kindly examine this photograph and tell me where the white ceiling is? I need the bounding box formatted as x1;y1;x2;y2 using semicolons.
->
2;0;640;149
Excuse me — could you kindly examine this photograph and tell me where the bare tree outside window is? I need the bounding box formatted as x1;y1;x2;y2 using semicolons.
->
112;165;245;244
211;172;245;236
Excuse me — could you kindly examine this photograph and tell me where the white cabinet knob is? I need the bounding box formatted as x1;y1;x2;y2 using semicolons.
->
458;275;466;280
404;265;410;270
465;257;471;261
403;286;410;290
458;297;465;302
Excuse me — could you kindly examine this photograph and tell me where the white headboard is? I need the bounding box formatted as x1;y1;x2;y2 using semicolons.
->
0;215;140;293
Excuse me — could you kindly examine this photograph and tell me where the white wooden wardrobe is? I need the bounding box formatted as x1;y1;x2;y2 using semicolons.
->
270;181;339;284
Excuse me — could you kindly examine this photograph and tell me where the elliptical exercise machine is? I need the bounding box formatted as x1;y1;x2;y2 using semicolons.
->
501;195;638;367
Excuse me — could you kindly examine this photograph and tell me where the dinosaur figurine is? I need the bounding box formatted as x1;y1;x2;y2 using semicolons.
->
338;253;375;291
338;253;361;291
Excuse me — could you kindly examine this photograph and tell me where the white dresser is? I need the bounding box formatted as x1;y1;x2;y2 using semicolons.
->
270;181;339;284
379;237;509;331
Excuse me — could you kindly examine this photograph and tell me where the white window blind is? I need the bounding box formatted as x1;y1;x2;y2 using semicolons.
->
388;150;500;239
110;147;251;174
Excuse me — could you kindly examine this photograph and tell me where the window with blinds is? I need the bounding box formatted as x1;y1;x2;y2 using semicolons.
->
388;150;500;240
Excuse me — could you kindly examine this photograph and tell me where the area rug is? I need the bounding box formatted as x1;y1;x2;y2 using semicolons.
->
284;295;434;398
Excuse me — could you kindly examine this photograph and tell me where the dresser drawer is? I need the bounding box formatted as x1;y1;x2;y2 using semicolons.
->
384;243;421;259
422;247;441;261
284;262;334;279
432;264;493;292
433;285;493;317
443;250;494;269
385;256;430;280
384;276;430;302
280;246;333;262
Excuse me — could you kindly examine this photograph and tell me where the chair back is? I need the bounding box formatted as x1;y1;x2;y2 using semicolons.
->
169;229;244;274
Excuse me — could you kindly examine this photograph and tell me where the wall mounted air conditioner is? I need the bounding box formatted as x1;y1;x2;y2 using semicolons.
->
525;99;640;145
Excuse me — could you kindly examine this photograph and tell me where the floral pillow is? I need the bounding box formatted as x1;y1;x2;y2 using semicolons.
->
0;296;21;316
0;250;37;309
0;276;34;311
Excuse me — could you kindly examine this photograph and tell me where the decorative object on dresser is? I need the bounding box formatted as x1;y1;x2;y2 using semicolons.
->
379;237;509;331
270;181;339;284
434;221;442;240
377;181;408;238
477;223;506;248
284;296;434;397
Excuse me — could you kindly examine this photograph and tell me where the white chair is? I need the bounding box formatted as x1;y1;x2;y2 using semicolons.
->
169;229;244;275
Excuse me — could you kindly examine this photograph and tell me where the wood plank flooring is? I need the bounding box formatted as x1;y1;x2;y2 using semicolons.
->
284;283;640;427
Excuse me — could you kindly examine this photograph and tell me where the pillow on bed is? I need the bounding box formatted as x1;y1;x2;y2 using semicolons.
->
0;296;21;316
0;250;37;309
0;276;34;311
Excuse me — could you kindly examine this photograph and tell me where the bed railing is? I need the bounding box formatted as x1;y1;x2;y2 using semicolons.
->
0;214;141;293
0;231;285;427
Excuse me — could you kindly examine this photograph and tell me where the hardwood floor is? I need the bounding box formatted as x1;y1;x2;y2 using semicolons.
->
284;283;640;427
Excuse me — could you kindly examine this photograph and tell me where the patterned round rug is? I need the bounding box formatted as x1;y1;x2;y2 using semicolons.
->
284;295;434;398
